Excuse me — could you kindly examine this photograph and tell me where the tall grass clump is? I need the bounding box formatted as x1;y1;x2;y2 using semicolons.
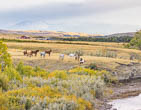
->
92;48;117;58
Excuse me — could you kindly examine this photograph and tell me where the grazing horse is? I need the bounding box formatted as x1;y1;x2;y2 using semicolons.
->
27;51;33;57
59;54;64;60
40;52;46;58
31;50;39;56
69;53;76;57
23;50;28;56
45;49;52;56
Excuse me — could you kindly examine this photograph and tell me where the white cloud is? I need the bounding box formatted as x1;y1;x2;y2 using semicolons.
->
0;0;141;34
0;0;85;12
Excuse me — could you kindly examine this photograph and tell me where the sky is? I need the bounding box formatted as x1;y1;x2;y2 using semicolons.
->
0;0;141;35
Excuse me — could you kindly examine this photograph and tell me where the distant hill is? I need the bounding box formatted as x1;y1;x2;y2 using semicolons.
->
0;29;136;39
105;32;135;38
0;29;103;38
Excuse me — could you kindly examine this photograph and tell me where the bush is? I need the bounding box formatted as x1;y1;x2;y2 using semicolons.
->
0;73;9;91
48;70;68;80
25;99;32;110
127;30;141;49
86;63;98;70
16;62;36;77
33;66;49;78
4;66;22;81
69;67;99;76
0;92;8;110
0;41;12;71
16;62;49;78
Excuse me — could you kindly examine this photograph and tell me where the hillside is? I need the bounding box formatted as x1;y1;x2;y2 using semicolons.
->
105;32;135;38
0;29;103;38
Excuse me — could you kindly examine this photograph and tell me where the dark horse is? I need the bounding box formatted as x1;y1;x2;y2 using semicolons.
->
45;49;52;56
23;50;28;56
31;50;39;56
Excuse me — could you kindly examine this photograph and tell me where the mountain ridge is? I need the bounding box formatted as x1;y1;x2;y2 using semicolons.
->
0;29;136;38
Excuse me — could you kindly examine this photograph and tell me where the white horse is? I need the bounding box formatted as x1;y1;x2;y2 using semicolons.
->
59;54;64;60
40;52;46;58
69;53;76;57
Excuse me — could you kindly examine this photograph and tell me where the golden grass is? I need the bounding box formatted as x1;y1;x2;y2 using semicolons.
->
4;40;141;71
8;47;136;72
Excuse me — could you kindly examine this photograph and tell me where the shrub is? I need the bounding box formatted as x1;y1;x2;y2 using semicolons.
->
4;66;22;81
69;67;98;76
25;99;32;110
0;41;12;71
17;62;49;78
16;62;36;77
127;30;141;49
86;63;98;70
0;73;9;91
48;70;68;80
0;92;8;110
33;66;49;78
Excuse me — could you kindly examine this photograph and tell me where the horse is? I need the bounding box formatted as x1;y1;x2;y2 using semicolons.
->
23;50;28;56
59;54;64;60
31;50;39;56
26;51;33;57
69;53;76;57
45;49;52;56
40;52;46;58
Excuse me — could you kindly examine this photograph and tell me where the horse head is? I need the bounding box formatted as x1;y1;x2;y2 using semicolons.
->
36;50;39;52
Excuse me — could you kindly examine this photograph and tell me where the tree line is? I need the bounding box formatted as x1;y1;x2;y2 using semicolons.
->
55;36;132;42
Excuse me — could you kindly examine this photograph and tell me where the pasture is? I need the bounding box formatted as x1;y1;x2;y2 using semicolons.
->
5;40;141;72
1;38;141;110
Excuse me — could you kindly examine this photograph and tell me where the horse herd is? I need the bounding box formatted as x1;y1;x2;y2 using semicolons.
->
23;49;52;58
23;49;85;64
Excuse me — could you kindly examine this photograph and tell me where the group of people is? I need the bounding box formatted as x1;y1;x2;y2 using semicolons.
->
23;49;85;64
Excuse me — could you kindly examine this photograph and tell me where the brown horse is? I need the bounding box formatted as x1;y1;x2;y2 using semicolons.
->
31;50;39;56
26;51;33;57
45;49;52;56
23;50;28;56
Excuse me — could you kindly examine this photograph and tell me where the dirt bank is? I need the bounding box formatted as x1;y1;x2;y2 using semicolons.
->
97;78;141;110
97;62;141;110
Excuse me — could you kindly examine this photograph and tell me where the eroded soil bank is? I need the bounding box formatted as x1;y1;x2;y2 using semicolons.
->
98;62;141;110
109;94;141;110
97;80;141;110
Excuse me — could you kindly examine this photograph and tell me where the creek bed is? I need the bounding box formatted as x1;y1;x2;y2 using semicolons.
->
109;94;141;110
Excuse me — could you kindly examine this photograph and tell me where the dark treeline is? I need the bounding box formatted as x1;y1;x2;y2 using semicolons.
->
55;36;132;42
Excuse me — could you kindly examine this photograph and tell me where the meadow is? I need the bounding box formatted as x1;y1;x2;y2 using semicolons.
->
1;37;141;110
5;40;141;72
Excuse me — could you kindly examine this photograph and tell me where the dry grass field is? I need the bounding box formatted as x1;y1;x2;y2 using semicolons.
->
5;40;141;72
2;38;141;110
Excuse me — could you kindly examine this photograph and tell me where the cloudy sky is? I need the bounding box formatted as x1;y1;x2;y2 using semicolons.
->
0;0;141;35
